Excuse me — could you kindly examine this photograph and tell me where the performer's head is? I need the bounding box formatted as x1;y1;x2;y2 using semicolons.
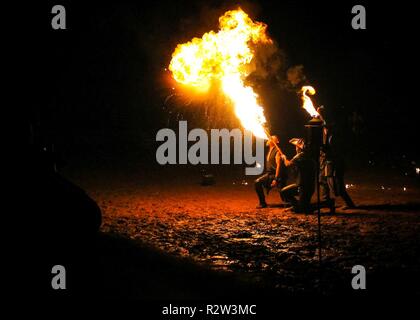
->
317;105;326;120
266;135;279;148
289;138;305;154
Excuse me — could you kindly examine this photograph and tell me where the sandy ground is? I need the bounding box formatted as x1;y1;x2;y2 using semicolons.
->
65;166;420;295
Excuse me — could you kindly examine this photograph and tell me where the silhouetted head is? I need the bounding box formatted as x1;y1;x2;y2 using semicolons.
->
266;135;279;147
289;138;305;153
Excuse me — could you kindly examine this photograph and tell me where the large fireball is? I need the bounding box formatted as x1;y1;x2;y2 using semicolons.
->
169;9;271;139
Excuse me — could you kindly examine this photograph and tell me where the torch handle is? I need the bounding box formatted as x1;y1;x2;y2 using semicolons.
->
273;142;283;155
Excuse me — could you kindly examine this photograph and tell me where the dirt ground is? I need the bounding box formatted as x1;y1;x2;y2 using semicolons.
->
65;165;420;296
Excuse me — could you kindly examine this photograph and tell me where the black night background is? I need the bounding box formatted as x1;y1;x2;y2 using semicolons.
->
17;0;420;310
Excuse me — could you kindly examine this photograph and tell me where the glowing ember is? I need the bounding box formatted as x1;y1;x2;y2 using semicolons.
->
169;8;271;139
301;86;320;117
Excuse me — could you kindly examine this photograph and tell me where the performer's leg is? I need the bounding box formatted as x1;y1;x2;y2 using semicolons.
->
278;179;288;204
255;173;270;207
336;176;355;208
319;159;331;202
281;184;299;210
319;173;331;202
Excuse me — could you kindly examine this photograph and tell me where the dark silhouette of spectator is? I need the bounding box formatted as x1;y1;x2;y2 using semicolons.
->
23;121;102;295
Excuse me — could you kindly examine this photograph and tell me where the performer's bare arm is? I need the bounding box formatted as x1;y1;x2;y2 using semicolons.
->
271;152;282;187
282;154;291;167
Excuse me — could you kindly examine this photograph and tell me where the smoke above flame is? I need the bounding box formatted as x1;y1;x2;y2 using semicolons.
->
301;86;319;117
169;8;271;139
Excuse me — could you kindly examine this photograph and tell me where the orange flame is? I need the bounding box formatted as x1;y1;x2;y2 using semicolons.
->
169;9;271;139
301;86;319;117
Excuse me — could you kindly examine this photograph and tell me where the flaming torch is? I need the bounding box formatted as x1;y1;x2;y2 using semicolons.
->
169;8;271;140
301;86;323;152
300;85;324;265
301;86;320;118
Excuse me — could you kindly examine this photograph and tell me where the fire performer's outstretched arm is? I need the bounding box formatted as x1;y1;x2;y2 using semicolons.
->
271;150;283;187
